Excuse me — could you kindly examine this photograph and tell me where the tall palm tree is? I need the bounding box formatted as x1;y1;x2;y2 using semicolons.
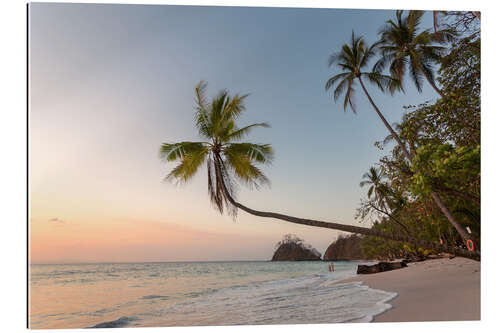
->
325;32;474;250
376;10;455;98
159;81;479;260
325;32;410;159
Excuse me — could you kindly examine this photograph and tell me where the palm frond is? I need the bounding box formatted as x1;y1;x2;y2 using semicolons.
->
364;72;402;95
388;54;407;84
224;142;274;165
194;81;209;111
194;81;212;139
330;75;349;102
367;186;374;198
407;10;424;36
221;93;249;123
226;122;270;141
408;52;424;92
420;60;437;88
328;51;343;68
159;141;207;162
372;53;389;74
360;40;380;68
224;151;270;189
325;72;350;92
164;145;209;184
343;79;356;112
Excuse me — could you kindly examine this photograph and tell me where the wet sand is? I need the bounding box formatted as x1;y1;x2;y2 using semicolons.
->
341;257;480;322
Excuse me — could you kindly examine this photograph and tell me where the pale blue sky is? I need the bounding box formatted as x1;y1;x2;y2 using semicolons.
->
29;3;438;263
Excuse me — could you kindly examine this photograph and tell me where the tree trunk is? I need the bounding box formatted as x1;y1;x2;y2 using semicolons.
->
357;77;475;247
213;154;480;261
430;192;475;244
358;77;413;161
419;67;445;98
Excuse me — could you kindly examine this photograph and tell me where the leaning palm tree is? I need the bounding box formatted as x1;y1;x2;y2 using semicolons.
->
159;81;479;260
325;32;475;251
376;10;456;98
160;81;273;218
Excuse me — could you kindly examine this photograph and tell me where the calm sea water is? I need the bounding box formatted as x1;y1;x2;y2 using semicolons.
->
29;261;396;329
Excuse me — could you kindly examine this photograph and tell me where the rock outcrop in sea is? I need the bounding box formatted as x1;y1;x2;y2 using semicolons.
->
271;234;322;261
323;234;367;261
272;242;322;261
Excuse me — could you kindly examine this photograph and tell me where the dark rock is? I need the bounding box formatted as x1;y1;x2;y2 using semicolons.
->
271;243;321;261
324;234;372;261
356;261;407;274
403;255;427;263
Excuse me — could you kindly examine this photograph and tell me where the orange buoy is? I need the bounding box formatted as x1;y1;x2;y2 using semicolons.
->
467;239;475;252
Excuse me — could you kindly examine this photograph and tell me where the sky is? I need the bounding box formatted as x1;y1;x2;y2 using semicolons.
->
29;3;438;264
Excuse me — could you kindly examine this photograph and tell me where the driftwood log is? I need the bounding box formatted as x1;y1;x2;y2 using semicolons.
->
357;261;407;274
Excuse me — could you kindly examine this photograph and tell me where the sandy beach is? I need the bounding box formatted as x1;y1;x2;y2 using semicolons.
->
342;257;480;322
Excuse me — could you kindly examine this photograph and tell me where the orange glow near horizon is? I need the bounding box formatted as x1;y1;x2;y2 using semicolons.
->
29;217;280;264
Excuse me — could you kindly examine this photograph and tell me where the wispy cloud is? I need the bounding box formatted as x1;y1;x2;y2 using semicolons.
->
48;218;66;224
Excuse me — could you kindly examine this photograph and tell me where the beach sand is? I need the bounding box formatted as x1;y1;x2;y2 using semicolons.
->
342;257;480;322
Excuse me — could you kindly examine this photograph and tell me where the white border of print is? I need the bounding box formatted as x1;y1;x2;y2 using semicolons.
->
2;1;498;333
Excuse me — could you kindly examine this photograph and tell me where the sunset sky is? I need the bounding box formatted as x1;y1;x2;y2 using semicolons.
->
29;3;437;263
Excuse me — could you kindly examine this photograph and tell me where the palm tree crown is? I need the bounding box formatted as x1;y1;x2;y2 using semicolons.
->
158;82;479;261
159;81;273;216
376;10;455;96
360;167;390;208
325;31;399;113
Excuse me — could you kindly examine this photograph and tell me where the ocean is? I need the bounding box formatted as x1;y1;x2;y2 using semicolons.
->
29;261;397;329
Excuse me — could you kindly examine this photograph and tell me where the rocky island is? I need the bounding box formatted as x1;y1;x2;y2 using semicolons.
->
323;234;367;261
271;234;322;261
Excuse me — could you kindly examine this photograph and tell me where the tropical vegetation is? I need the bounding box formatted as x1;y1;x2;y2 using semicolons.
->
160;10;480;261
355;11;480;258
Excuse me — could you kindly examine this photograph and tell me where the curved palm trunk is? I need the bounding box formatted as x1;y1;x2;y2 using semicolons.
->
419;67;445;98
213;154;479;261
357;77;475;247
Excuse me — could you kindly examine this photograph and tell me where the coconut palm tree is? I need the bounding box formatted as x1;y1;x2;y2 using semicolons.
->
325;32;475;251
359;167;411;235
376;10;456;98
159;81;273;217
325;32;410;159
159;81;479;260
360;166;390;210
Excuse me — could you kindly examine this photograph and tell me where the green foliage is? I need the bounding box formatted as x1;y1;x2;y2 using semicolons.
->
325;32;401;113
358;14;480;256
377;10;455;92
275;234;304;249
160;81;273;216
410;144;480;197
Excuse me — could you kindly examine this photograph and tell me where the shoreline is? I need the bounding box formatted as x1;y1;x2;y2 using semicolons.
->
339;257;480;322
